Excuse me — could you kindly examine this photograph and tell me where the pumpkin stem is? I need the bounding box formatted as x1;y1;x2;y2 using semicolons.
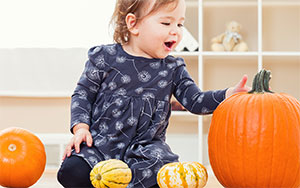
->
95;174;102;181
8;144;17;152
248;69;273;94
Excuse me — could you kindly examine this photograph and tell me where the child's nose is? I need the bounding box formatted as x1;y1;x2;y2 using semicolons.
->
170;27;179;36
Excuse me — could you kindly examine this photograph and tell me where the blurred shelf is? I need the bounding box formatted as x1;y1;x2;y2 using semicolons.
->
171;51;199;57
186;0;198;7
171;111;196;116
202;51;300;57
262;0;300;6
202;51;259;56
203;0;300;6
203;0;257;7
0;91;72;98
262;52;300;56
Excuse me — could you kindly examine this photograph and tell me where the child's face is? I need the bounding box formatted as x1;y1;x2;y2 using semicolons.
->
131;0;186;59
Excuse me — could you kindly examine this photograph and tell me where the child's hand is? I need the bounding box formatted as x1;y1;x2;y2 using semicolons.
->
62;123;93;160
225;75;251;98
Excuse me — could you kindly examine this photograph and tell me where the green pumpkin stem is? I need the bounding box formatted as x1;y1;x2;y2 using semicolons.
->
95;174;102;181
248;69;273;94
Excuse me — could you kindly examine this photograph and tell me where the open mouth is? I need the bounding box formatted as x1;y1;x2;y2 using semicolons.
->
164;41;176;49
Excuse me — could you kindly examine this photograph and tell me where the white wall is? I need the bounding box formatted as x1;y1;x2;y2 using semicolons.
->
0;48;89;96
0;1;116;96
0;0;115;48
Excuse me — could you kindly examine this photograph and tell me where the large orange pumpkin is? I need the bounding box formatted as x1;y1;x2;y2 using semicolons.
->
208;69;300;188
0;127;46;188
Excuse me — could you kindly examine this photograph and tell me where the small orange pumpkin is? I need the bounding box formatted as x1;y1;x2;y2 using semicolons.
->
0;127;46;188
157;161;208;188
208;69;300;188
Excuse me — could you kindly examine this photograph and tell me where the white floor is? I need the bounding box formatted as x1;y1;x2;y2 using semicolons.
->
1;168;223;188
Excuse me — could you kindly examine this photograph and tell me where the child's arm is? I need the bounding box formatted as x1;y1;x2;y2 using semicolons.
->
70;46;105;132
63;46;105;160
173;59;250;114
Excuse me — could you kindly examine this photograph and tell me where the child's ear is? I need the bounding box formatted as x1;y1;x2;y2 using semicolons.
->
125;13;139;35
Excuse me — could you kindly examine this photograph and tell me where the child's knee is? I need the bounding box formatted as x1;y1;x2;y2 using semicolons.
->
57;156;92;187
57;158;77;186
56;165;66;186
57;163;71;185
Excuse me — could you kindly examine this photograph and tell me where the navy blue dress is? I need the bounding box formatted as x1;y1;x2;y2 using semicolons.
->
70;43;227;188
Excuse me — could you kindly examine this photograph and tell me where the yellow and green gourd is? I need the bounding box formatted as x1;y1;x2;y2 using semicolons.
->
90;159;132;188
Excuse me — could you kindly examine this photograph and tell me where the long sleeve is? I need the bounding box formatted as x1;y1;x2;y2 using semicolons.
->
70;46;105;132
172;58;227;115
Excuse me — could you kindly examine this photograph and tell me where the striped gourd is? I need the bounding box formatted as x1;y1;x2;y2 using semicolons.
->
157;161;208;188
90;159;132;188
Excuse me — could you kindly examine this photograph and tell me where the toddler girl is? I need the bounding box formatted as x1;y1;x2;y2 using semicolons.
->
57;0;249;187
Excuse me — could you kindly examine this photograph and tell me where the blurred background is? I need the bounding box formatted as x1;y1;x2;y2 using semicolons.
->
0;0;199;172
0;1;299;187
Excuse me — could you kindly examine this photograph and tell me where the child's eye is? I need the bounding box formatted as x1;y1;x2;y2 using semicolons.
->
178;23;184;27
161;22;170;26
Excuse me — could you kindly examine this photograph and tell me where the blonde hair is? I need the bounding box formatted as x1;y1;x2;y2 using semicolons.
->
110;0;178;44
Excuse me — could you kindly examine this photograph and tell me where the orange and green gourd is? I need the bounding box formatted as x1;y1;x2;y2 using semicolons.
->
157;161;208;188
208;69;300;188
90;159;132;188
0;127;46;188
